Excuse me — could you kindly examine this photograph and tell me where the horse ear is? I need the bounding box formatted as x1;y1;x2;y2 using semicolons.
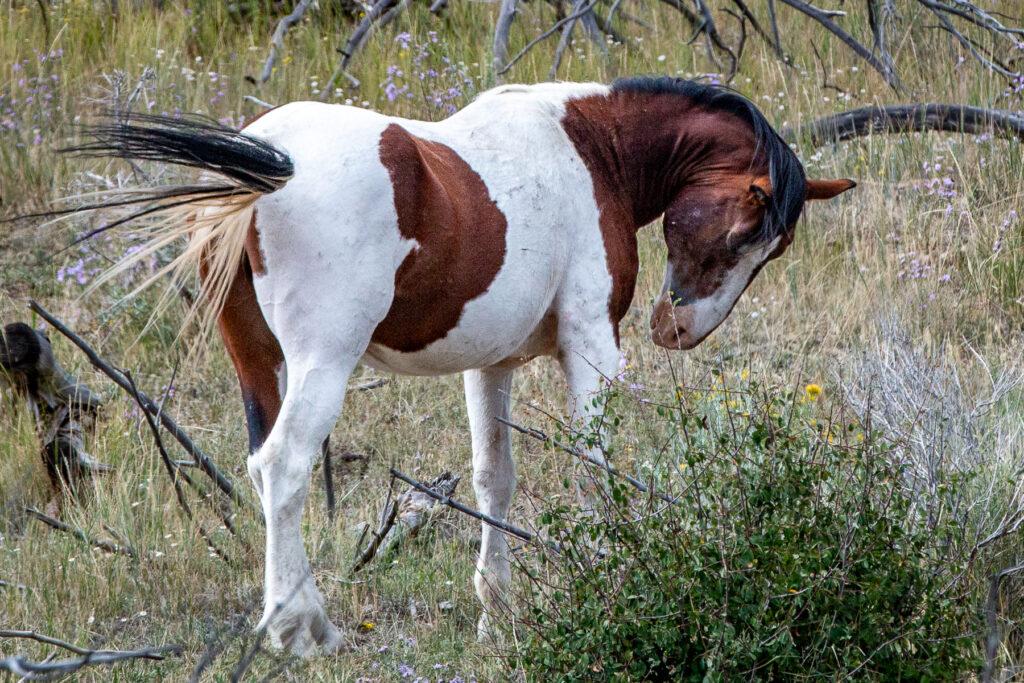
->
748;176;771;206
806;178;857;201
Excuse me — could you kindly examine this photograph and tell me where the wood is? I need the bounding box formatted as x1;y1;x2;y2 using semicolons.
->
258;0;316;85
782;104;1024;146
0;322;108;494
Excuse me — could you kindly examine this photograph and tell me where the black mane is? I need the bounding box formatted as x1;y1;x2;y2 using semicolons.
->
611;76;806;244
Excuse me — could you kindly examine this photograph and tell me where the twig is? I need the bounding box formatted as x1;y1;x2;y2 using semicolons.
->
124;370;234;564
496;417;678;505
243;95;277;110
353;377;388;391
28;300;246;508
320;0;398;99
781;103;1024;146
25;507;138;558
389;467;535;543
258;0;315;85
351;477;400;573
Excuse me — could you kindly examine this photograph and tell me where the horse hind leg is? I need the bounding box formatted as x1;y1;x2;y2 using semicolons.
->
249;350;359;656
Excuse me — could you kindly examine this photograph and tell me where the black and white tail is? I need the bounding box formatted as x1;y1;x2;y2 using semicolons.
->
39;112;293;333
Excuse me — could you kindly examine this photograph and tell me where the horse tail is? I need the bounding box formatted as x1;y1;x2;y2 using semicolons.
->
40;112;294;337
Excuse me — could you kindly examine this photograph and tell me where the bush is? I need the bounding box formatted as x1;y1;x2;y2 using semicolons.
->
508;384;981;681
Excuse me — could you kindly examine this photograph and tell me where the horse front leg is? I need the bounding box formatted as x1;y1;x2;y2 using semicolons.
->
464;365;516;642
558;327;620;514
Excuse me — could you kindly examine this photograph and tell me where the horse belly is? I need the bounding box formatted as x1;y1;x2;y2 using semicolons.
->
362;275;559;376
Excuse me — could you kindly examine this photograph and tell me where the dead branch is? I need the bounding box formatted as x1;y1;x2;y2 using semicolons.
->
352;471;461;572
496;417;678;505
258;0;315;85
984;563;1024;683
24;506;137;558
493;0;519;79
28;301;246;509
730;0;792;65
353;377;388;391
781;103;1024;146
321;0;399;98
123;370;234;564
550;0;589;79
0;631;179;681
778;0;904;91
390;467;535;543
692;0;737;79
499;0;600;76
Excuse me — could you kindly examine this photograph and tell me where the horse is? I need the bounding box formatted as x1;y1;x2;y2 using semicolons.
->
58;76;855;656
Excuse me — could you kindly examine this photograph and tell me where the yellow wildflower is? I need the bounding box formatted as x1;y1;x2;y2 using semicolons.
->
358;621;375;632
804;383;823;401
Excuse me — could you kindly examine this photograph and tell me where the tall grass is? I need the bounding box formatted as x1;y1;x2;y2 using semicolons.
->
2;0;1024;679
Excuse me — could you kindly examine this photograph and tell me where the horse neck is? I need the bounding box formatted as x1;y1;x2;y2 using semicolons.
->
563;91;751;228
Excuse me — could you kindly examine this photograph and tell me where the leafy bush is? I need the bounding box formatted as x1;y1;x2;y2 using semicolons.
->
508;384;981;681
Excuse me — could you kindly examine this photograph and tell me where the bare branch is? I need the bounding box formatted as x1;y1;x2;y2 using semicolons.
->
499;0;600;76
497;417;678;505
493;0;519;79
778;0;904;91
258;0;316;85
0;632;179;682
25;506;137;558
28;301;247;509
390;467;535;543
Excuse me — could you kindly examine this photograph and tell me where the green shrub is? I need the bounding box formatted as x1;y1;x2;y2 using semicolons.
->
509;385;981;681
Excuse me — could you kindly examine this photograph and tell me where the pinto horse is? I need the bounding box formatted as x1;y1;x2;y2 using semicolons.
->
63;77;854;655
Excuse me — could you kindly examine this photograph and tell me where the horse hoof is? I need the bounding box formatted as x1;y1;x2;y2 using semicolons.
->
260;583;348;657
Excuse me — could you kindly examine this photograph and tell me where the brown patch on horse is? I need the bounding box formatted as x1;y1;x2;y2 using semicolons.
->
198;208;283;451
373;124;508;353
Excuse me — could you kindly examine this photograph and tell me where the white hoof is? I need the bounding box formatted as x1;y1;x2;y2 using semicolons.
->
259;581;346;657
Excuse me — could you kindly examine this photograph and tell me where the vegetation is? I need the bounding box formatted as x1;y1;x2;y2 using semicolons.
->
2;0;1024;680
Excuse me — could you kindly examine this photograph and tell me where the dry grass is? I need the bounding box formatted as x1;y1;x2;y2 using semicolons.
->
2;0;1024;679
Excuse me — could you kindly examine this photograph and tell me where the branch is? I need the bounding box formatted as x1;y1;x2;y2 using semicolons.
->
499;0;600;76
28;301;247;509
496;417;678;505
320;0;398;98
984;563;1024;683
778;0;904;92
257;0;315;85
781;103;1024;146
389;467;535;543
0;634;179;681
25;507;138;558
493;0;519;79
124;370;234;564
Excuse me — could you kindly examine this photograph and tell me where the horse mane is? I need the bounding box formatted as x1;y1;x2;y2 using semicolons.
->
610;76;807;245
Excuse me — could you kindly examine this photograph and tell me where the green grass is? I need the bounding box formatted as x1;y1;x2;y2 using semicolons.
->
3;0;1024;679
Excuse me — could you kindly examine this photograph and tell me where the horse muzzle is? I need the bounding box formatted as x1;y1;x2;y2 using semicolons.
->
649;293;703;350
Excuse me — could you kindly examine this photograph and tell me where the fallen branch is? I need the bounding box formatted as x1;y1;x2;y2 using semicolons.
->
320;0;398;98
492;0;519;79
0;630;179;681
28;301;246;509
496;417;678;505
499;0;600;76
390;467;534;543
781;104;1024;146
25;507;137;559
257;0;316;85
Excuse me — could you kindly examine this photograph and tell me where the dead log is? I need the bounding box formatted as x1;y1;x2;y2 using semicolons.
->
781;104;1024;146
0;323;108;494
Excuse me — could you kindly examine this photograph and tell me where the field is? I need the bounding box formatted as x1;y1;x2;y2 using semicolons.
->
2;0;1024;680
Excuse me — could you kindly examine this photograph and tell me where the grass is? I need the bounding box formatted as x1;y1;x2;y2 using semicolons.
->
2;0;1024;679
